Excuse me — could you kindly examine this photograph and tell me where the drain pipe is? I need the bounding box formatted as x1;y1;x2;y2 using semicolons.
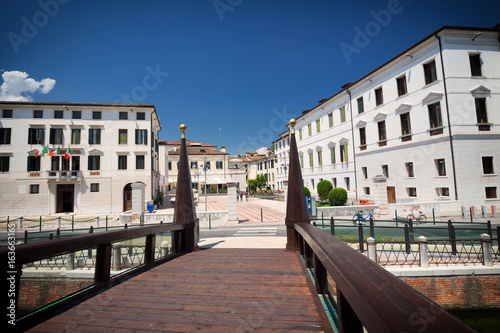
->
435;35;458;201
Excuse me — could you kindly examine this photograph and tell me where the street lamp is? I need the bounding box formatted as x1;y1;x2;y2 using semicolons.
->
204;153;207;211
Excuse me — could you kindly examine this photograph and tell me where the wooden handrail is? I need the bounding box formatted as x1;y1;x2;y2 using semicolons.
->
294;222;475;333
0;223;186;265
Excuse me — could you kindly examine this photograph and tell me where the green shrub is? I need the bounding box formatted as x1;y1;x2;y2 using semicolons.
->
328;188;347;206
317;180;333;201
304;186;311;197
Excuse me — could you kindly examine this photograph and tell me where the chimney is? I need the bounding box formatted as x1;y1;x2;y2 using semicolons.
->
221;146;226;153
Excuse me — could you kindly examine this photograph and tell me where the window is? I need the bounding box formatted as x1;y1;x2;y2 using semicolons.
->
357;97;364;114
30;184;39;194
311;179;315;189
475;98;488;125
330;147;336;164
300;155;304;168
27;156;40;171
435;159;446;176
396;75;407;96
28;128;45;145
71;129;81;144
90;183;99;192
375;88;383;106
119;129;127;144
359;128;366;150
364;187;371;195
118;156;127;170
485;187;497;199
378;121;387;146
344;177;350;191
469;54;482;77
308;124;312;136
340;144;348;162
382;165;389;178
340;106;346;123
436;187;450;197
0;128;11;144
168;161;172;171
424;60;437;85
405;162;414;177
51;156;60;171
54;110;63;119
428;102;443;135
88;156;100;170
216;161;223;169
89;129;101;144
92;111;101;119
309;152;313;167
407;187;417;197
2;109;13;118
316;119;321;133
49;128;63;144
317;150;322;166
191;161;198;169
299;128;302;140
137;112;146;120
205;161;210;170
34;110;43;118
119;112;128;120
0;156;9;172
135;129;148;144
362;167;367;179
332;178;337;188
328;113;333;127
136;155;145;169
72;111;81;119
61;157;69;171
400;113;412;140
72;156;80;171
482;157;494;175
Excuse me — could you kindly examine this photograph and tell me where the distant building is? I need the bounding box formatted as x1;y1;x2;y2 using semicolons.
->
0;101;161;216
276;24;500;208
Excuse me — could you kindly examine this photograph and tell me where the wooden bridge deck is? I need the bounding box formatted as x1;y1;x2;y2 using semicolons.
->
28;249;326;332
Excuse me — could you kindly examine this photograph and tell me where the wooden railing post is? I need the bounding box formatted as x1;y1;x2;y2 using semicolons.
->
95;244;112;285
313;254;327;294
337;288;363;333
145;234;156;264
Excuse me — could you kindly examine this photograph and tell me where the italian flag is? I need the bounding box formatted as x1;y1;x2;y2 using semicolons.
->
47;147;60;157
36;145;49;157
64;146;71;160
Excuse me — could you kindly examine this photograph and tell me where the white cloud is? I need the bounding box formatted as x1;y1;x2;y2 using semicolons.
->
0;71;56;101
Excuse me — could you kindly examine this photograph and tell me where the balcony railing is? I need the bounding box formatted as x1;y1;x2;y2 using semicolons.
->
46;170;81;180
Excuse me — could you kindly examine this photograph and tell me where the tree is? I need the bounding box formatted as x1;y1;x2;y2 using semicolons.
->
329;188;348;206
247;179;257;192
317;180;333;201
304;186;311;198
255;174;267;191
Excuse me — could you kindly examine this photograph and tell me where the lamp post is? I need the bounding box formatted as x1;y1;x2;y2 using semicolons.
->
204;153;207;212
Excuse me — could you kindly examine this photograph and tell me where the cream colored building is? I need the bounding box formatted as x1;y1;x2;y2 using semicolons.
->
0;101;161;216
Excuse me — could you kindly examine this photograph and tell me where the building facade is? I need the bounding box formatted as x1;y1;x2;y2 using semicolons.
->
0;101;161;216
283;24;500;207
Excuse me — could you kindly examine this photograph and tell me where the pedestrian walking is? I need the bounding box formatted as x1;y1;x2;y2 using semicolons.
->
245;192;248;201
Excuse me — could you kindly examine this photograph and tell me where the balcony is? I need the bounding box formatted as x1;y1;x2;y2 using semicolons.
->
46;170;81;180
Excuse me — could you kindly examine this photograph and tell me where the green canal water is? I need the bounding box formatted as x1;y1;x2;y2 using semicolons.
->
449;309;500;333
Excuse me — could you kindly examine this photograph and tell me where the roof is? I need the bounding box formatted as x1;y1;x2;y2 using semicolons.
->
168;148;228;156
159;140;217;148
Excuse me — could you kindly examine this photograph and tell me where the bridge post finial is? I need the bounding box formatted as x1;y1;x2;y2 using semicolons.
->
285;119;309;251
173;124;198;252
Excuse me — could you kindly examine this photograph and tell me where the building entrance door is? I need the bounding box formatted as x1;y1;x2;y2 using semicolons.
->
123;183;132;212
56;184;74;213
387;186;396;204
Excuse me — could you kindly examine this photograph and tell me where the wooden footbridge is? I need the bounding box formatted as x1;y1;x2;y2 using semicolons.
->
2;122;475;332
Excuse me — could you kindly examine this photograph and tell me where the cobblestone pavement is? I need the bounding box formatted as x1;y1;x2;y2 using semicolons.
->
197;196;285;222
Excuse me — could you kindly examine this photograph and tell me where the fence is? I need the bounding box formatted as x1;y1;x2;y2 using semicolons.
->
312;217;499;267
0;215;119;232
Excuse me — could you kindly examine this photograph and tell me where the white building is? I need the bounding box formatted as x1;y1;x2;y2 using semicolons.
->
0;101;161;216
285;24;500;207
274;131;290;190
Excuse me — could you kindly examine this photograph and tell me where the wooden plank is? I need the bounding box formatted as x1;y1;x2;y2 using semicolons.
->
28;248;325;332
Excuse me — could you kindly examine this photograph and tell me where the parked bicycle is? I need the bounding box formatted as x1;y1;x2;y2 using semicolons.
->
352;211;374;225
407;210;427;223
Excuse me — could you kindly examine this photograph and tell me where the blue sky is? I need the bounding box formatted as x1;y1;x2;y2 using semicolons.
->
1;0;499;156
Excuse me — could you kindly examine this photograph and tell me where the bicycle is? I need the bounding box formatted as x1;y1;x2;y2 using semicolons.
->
352;211;374;225
407;210;427;223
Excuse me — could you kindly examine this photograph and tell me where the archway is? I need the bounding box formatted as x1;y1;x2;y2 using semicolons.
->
123;183;132;212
